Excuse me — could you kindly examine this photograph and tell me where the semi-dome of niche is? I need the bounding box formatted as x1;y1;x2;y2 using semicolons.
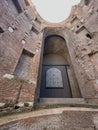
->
32;0;81;23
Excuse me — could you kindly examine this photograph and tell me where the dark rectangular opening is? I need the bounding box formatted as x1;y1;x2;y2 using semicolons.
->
76;26;85;34
35;18;41;25
13;49;34;79
85;0;90;5
0;27;4;33
24;0;30;6
31;26;39;34
23;49;34;57
12;0;22;13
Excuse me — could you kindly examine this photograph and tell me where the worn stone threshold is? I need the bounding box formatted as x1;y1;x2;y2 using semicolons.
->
38;98;86;105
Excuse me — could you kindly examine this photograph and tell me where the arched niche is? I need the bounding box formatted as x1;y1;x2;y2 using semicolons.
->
39;35;81;98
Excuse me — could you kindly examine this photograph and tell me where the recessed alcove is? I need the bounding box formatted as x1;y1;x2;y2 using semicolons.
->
24;0;30;6
12;0;23;13
0;27;4;33
70;17;79;26
31;26;39;35
85;0;91;5
39;35;81;99
6;0;19;16
76;26;92;40
86;33;92;39
13;49;34;80
35;17;41;25
6;0;29;16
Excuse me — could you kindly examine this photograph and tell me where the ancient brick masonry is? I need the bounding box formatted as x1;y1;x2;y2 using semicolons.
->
0;0;98;107
0;0;43;106
66;0;98;99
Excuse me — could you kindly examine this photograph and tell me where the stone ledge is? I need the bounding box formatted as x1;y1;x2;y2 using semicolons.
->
39;98;86;105
0;107;98;129
0;103;6;108
3;74;14;80
15;102;33;107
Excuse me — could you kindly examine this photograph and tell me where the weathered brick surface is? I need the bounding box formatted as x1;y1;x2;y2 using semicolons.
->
1;0;98;129
0;78;21;104
0;0;43;104
0;0;98;105
0;78;35;104
61;111;95;129
19;82;36;103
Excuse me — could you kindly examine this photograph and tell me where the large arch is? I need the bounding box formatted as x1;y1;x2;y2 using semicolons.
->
39;34;81;98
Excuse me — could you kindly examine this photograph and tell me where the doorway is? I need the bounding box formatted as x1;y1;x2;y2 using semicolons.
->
40;35;73;98
40;64;72;98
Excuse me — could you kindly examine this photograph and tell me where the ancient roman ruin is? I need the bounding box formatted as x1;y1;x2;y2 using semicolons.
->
0;0;98;129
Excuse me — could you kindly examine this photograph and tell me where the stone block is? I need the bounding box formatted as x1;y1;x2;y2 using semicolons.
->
61;111;95;129
3;74;14;80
